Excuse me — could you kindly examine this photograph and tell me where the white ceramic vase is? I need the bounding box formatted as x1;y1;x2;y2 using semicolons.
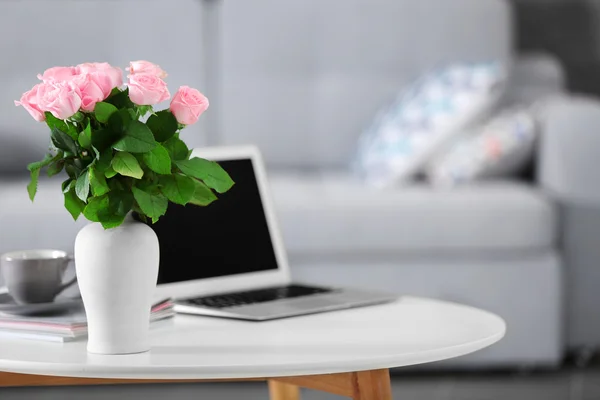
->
74;214;159;354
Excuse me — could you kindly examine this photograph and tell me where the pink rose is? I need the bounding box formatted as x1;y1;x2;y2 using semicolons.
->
86;71;115;99
127;60;168;78
36;82;82;120
37;66;78;83
169;86;209;125
76;62;122;90
14;84;46;122
128;74;170;105
71;74;105;112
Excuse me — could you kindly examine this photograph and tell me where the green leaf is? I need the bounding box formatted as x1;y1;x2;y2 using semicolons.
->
90;167;110;196
96;149;113;172
26;154;55;201
47;159;65;177
72;158;86;172
51;127;78;155
133;179;155;192
109;190;134;217
189;179;217;206
94;102;119;123
27;153;55;173
142;144;171;175
147;110;178;142
102;109;133;152
99;214;125;229
83;194;121;227
43;151;65;177
108;87;121;97
91;128;120;152
175;158;234;193
65;164;77;179
83;190;133;228
45;112;77;140
27;168;40;202
94;109;132;153
45;112;66;130
64;187;85;220
61;178;73;194
107;177;125;191
70;112;84;123
111;151;144;179
78;121;92;149
159;174;195;205
75;170;90;202
104;167;117;178
107;108;132;134
132;186;168;220
113;120;157;153
105;88;134;110
137;105;154;118
162;136;189;161
83;194;108;222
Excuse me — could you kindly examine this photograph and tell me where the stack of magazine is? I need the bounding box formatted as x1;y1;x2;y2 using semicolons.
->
0;298;175;342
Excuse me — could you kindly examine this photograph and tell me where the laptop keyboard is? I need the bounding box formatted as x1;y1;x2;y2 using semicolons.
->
184;285;334;309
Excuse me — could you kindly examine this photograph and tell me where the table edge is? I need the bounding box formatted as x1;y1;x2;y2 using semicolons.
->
0;326;505;380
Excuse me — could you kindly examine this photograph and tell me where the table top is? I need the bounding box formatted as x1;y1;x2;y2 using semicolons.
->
0;296;505;380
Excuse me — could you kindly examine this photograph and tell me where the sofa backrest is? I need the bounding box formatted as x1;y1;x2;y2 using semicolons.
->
0;0;207;173
215;0;513;168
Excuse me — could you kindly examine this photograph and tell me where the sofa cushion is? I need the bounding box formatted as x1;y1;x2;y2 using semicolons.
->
426;106;538;186
269;172;556;255
356;62;506;187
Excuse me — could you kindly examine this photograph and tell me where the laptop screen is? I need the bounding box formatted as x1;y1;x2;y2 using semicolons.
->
144;158;280;284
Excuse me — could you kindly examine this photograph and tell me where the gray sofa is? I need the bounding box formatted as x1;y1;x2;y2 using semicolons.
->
1;0;599;368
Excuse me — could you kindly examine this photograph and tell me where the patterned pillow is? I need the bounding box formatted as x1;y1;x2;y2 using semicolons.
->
425;107;537;186
355;62;506;188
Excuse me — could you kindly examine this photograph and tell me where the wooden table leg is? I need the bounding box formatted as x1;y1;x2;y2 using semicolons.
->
269;369;391;399
268;380;301;400
351;369;392;400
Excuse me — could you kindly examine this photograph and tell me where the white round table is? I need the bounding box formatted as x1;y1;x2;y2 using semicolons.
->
0;296;505;399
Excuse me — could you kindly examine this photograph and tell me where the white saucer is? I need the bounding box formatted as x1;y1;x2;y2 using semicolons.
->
0;292;82;316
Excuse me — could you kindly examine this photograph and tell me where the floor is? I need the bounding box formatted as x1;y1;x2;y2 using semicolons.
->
2;364;600;400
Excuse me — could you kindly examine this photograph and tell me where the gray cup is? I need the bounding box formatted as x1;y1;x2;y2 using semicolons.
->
0;249;77;304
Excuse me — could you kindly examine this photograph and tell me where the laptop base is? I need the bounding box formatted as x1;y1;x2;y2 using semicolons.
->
174;285;397;321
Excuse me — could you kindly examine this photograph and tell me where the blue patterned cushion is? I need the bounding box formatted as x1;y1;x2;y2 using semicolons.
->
426;106;537;186
355;62;506;187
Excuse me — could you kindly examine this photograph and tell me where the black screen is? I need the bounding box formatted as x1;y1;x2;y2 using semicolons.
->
144;159;279;284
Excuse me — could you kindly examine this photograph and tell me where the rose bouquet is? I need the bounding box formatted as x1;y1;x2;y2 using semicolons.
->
15;60;233;229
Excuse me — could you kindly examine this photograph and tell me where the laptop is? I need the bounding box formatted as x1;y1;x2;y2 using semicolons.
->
149;146;397;320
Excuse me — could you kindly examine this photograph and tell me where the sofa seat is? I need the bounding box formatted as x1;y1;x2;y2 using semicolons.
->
269;172;557;256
